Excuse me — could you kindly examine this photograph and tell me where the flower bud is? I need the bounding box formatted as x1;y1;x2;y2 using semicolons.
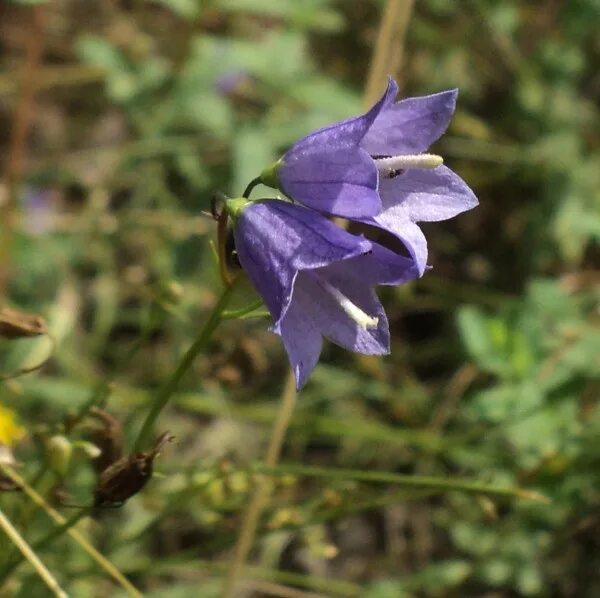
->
46;435;73;476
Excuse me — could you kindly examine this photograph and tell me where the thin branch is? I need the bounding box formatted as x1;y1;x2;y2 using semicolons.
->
364;0;415;106
222;369;297;597
255;463;549;503
0;465;142;598
0;507;67;598
0;4;46;292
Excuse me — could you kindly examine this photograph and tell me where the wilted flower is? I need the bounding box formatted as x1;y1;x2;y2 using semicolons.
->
94;432;174;508
88;408;125;474
259;78;477;273
226;198;418;388
0;307;47;339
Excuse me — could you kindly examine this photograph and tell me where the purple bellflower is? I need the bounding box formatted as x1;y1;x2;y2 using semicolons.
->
259;78;478;275
226;198;418;389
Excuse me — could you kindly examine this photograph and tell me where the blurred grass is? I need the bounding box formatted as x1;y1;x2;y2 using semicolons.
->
0;0;599;596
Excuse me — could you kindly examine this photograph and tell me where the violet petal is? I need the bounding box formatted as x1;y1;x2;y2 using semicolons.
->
278;146;381;218
379;166;479;222
234;200;371;326
276;79;399;218
361;89;458;156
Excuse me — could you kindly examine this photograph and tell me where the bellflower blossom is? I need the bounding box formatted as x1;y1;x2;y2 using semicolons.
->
226;198;418;389
259;78;478;274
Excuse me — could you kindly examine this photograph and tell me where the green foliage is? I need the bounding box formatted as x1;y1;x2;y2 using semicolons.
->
0;0;599;596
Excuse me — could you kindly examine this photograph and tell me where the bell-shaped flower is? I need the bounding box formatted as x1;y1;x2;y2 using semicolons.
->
260;78;478;274
227;198;418;389
363;164;478;275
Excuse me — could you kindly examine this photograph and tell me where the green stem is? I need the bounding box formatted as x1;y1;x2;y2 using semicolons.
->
0;507;67;598
255;463;548;502
0;508;90;581
133;282;237;452
0;464;141;596
242;177;262;199
221;299;264;320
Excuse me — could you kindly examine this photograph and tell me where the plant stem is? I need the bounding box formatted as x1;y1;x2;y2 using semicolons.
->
0;507;67;598
0;508;90;581
0;465;142;597
0;4;46;293
242;177;262;199
133;282;237;452
221;299;264;320
364;0;414;107
222;369;297;598
255;463;548;502
217;210;233;287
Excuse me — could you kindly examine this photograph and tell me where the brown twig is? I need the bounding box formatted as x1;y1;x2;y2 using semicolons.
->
222;370;297;597
0;4;46;292
364;0;415;107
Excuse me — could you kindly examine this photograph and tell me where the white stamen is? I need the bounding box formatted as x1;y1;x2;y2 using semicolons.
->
375;153;443;177
317;277;379;330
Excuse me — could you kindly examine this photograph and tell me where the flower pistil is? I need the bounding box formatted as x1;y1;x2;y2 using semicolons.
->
374;153;443;179
310;273;379;331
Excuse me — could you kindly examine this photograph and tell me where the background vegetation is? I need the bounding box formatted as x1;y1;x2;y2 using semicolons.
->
0;0;599;596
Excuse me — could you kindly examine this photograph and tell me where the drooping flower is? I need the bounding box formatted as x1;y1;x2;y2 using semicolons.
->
226;198;418;388
259;78;478;274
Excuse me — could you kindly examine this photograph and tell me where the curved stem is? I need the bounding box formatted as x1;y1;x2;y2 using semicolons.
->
221;299;264;320
222;370;297;597
242;177;262;199
133;281;237;452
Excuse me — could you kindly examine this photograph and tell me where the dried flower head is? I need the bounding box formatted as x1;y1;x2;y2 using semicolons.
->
94;432;174;508
0;307;47;339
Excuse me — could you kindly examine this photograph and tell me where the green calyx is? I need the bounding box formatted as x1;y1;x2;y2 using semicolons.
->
225;197;252;221
259;158;283;189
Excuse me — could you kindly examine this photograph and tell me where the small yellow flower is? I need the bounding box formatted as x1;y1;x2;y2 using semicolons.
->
0;404;25;447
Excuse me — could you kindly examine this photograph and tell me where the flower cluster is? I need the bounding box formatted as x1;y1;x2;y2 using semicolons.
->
225;78;478;389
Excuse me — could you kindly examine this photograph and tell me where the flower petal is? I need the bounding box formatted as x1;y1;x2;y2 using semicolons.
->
379;166;479;222
276;79;399;218
292;77;399;150
277;298;323;390
295;270;390;355
279;147;381;217
363;209;429;276
361;89;458;156
325;242;419;286
234;200;371;325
